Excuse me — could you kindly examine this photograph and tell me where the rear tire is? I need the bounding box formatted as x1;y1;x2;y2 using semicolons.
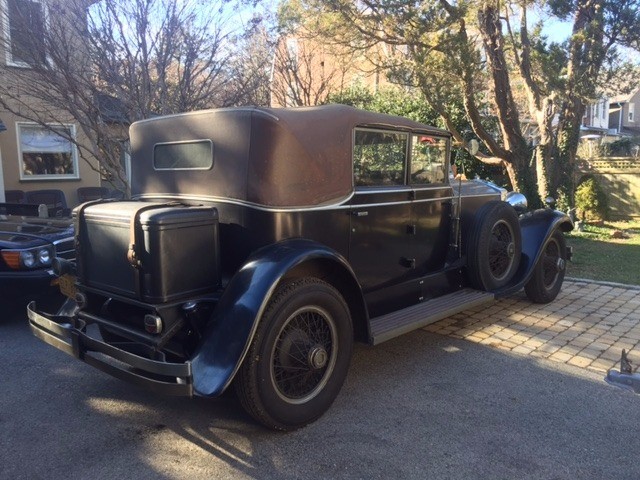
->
467;201;522;291
234;278;353;431
525;231;567;304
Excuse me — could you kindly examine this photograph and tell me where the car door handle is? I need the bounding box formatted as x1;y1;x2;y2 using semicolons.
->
401;257;416;269
352;211;368;217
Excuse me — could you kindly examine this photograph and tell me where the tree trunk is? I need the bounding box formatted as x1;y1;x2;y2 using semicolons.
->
554;99;586;203
476;1;540;205
551;0;606;205
534;98;556;203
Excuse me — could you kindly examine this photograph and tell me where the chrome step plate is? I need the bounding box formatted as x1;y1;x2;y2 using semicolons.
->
369;288;495;345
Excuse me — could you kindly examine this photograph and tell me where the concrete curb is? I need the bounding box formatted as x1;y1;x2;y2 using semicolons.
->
566;277;640;291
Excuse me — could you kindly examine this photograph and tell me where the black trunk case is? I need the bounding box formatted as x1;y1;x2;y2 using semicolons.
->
76;202;220;303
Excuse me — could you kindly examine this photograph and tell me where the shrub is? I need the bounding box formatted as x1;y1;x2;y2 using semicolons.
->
575;177;608;221
607;137;633;157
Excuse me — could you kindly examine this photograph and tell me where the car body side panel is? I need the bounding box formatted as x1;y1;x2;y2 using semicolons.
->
348;189;414;293
217;203;352;279
190;238;362;397
411;185;454;274
495;209;573;297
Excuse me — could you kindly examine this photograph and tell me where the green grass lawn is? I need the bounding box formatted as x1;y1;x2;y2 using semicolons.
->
565;220;640;286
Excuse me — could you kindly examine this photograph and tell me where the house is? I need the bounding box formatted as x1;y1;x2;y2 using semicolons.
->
270;32;398;108
608;87;640;136
582;97;610;134
579;89;640;156
0;0;101;206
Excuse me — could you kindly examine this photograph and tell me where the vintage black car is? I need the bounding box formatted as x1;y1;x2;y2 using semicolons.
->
28;105;572;430
0;203;74;304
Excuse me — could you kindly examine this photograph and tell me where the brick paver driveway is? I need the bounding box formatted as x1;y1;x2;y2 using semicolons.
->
424;279;640;374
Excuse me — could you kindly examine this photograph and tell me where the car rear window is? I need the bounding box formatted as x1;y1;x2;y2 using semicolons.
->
153;140;213;170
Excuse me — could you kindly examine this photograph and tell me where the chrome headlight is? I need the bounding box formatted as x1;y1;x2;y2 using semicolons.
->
544;196;556;209
505;191;528;213
21;250;36;268
37;248;52;266
1;245;56;270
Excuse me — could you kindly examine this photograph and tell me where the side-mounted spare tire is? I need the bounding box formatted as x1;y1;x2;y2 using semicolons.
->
466;201;522;291
234;277;353;431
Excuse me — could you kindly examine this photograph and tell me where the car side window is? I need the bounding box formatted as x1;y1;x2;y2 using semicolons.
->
354;129;408;187
410;135;447;185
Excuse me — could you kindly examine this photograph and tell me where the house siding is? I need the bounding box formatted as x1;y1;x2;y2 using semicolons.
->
0;0;102;208
607;88;640;134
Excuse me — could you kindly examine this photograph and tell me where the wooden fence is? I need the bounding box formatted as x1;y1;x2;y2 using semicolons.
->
576;157;640;219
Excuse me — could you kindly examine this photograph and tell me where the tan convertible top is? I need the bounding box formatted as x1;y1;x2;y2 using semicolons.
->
130;104;450;207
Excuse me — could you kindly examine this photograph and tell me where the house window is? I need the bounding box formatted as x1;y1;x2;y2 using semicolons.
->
18;123;79;180
286;38;298;68
629;103;635;123
3;0;46;66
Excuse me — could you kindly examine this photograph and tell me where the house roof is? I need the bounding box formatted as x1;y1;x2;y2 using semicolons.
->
95;93;129;124
609;87;640;104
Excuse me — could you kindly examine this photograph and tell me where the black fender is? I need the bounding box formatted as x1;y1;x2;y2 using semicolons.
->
190;238;364;397
494;209;573;297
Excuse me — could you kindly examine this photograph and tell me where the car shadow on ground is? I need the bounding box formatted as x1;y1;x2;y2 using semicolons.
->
3;315;640;480
2;290;66;323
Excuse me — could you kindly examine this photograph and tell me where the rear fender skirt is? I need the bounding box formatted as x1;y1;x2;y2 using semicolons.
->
190;238;362;397
494;209;573;297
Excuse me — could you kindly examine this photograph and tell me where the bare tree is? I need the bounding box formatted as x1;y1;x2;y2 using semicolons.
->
270;32;356;107
225;24;274;107
0;0;254;193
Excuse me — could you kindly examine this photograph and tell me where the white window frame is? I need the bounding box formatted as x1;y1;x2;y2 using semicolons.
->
286;38;298;67
17;122;80;181
2;0;49;68
629;103;635;123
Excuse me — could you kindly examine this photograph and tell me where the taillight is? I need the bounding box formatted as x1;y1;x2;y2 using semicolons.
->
144;314;163;334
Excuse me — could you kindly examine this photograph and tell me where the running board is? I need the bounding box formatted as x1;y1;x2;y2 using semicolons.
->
369;289;495;345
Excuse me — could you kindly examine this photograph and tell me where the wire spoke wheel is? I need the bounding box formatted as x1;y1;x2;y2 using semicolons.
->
467;201;521;291
271;306;337;403
235;278;353;431
541;237;564;289
488;220;516;282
